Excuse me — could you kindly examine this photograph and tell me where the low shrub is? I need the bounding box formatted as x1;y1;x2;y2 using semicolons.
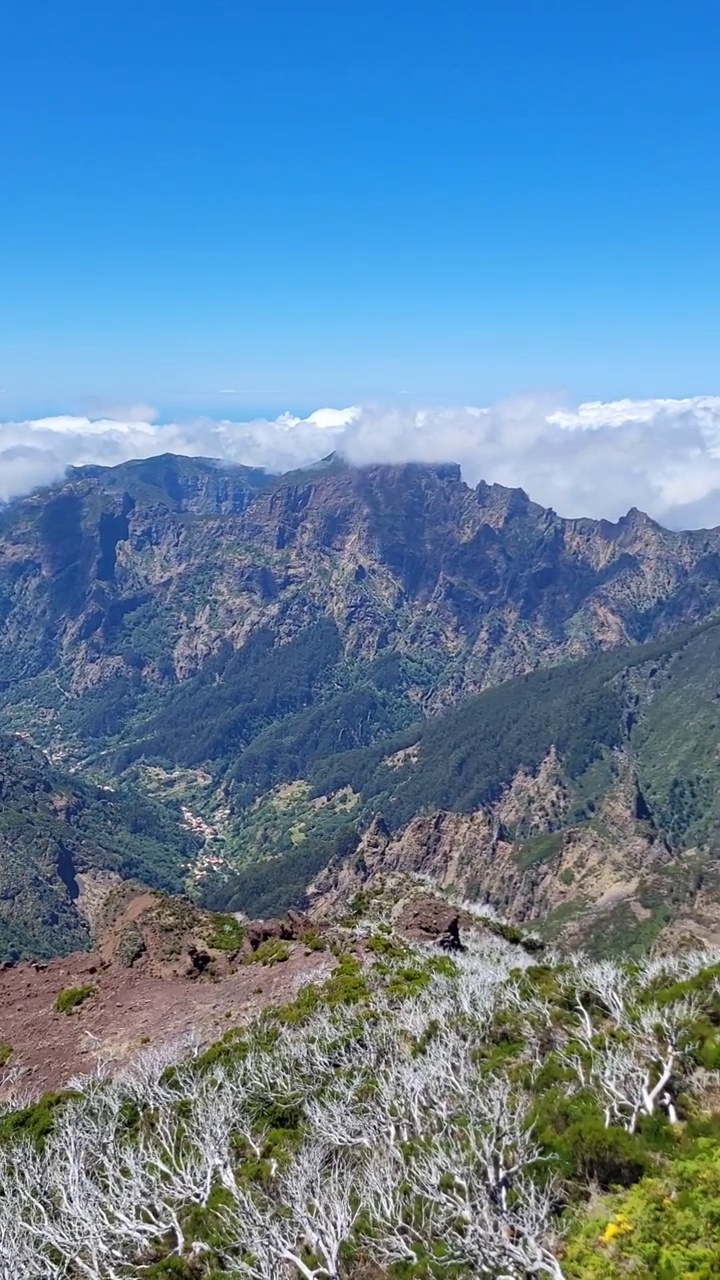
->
564;1139;720;1278
54;984;97;1014
205;913;246;951
245;939;291;966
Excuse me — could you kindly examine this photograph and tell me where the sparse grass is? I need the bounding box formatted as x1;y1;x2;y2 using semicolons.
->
298;929;327;951
54;984;96;1015
515;830;564;870
245;939;291;966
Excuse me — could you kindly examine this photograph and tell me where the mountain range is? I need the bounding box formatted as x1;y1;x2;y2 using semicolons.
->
3;451;720;959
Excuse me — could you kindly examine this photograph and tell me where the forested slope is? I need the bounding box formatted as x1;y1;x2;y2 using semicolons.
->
5;454;720;954
0;734;199;961
209;619;720;951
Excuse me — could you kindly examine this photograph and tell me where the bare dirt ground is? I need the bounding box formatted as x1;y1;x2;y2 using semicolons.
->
0;944;332;1099
0;880;467;1101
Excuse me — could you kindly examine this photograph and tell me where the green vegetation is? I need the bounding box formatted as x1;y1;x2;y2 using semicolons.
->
54;983;96;1014
245;938;291;965
298;928;327;951
0;1089;80;1145
0;733;200;963
516;830;564;869
117;921;146;968
3;908;720;1278
203;821;360;919
195;617;720;932
5;454;720;957
308;622;717;833
564;1140;720;1277
583;899;674;960
204;914;245;951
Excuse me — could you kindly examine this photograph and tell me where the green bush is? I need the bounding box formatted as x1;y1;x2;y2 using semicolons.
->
54;983;97;1014
555;1116;652;1189
564;1139;720;1278
245;939;291;966
299;928;327;951
205;913;246;951
0;1090;80;1145
367;932;406;958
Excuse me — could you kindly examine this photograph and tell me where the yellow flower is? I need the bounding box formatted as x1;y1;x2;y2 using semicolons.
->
600;1215;634;1245
600;1222;620;1244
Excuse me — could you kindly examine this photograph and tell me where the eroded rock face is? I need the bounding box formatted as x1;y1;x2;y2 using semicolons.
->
245;909;323;951
308;750;700;952
396;901;465;951
3;456;720;730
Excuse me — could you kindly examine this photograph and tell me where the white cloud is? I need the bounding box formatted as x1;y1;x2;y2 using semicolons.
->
2;395;720;528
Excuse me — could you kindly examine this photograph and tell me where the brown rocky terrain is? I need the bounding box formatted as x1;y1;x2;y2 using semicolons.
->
0;937;331;1100
0;883;336;1097
308;749;720;954
0;876;485;1097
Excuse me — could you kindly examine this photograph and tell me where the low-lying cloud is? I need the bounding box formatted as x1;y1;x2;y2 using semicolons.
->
2;395;720;529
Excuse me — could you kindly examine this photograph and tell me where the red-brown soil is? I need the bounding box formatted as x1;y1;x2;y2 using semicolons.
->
0;883;481;1100
0;884;336;1098
0;944;332;1099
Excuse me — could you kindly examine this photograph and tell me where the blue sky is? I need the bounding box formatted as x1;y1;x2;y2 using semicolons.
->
2;0;720;416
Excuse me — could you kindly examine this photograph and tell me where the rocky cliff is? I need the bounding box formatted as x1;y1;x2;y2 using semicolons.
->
4;453;720;957
3;454;720;741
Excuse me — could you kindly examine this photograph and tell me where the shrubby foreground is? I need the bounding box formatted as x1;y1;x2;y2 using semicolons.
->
2;917;720;1279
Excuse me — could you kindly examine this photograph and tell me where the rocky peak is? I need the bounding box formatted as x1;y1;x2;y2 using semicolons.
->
69;453;272;515
473;479;541;528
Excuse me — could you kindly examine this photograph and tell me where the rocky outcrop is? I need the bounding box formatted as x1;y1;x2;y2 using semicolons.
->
245;909;318;950
308;752;691;951
396;900;466;951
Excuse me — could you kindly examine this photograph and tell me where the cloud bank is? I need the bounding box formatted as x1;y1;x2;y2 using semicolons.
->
2;395;720;528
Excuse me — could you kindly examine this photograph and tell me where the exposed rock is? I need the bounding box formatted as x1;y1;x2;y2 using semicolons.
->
247;909;318;950
185;947;213;978
5;456;720;738
5;454;720;961
245;920;278;949
309;750;699;952
396;900;466;951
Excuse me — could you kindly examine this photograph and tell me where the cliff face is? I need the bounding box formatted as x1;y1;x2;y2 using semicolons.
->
5;453;720;958
2;455;720;728
308;752;713;956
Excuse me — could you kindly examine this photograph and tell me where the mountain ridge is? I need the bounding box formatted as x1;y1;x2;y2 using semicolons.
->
1;448;710;532
4;453;720;958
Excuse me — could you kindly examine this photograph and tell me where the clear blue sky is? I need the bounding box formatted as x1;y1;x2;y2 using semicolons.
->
2;0;720;417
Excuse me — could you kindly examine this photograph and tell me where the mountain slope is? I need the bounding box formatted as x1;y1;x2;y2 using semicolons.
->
0;734;199;962
209;620;720;953
5;454;720;956
3;454;720;773
2;901;720;1280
